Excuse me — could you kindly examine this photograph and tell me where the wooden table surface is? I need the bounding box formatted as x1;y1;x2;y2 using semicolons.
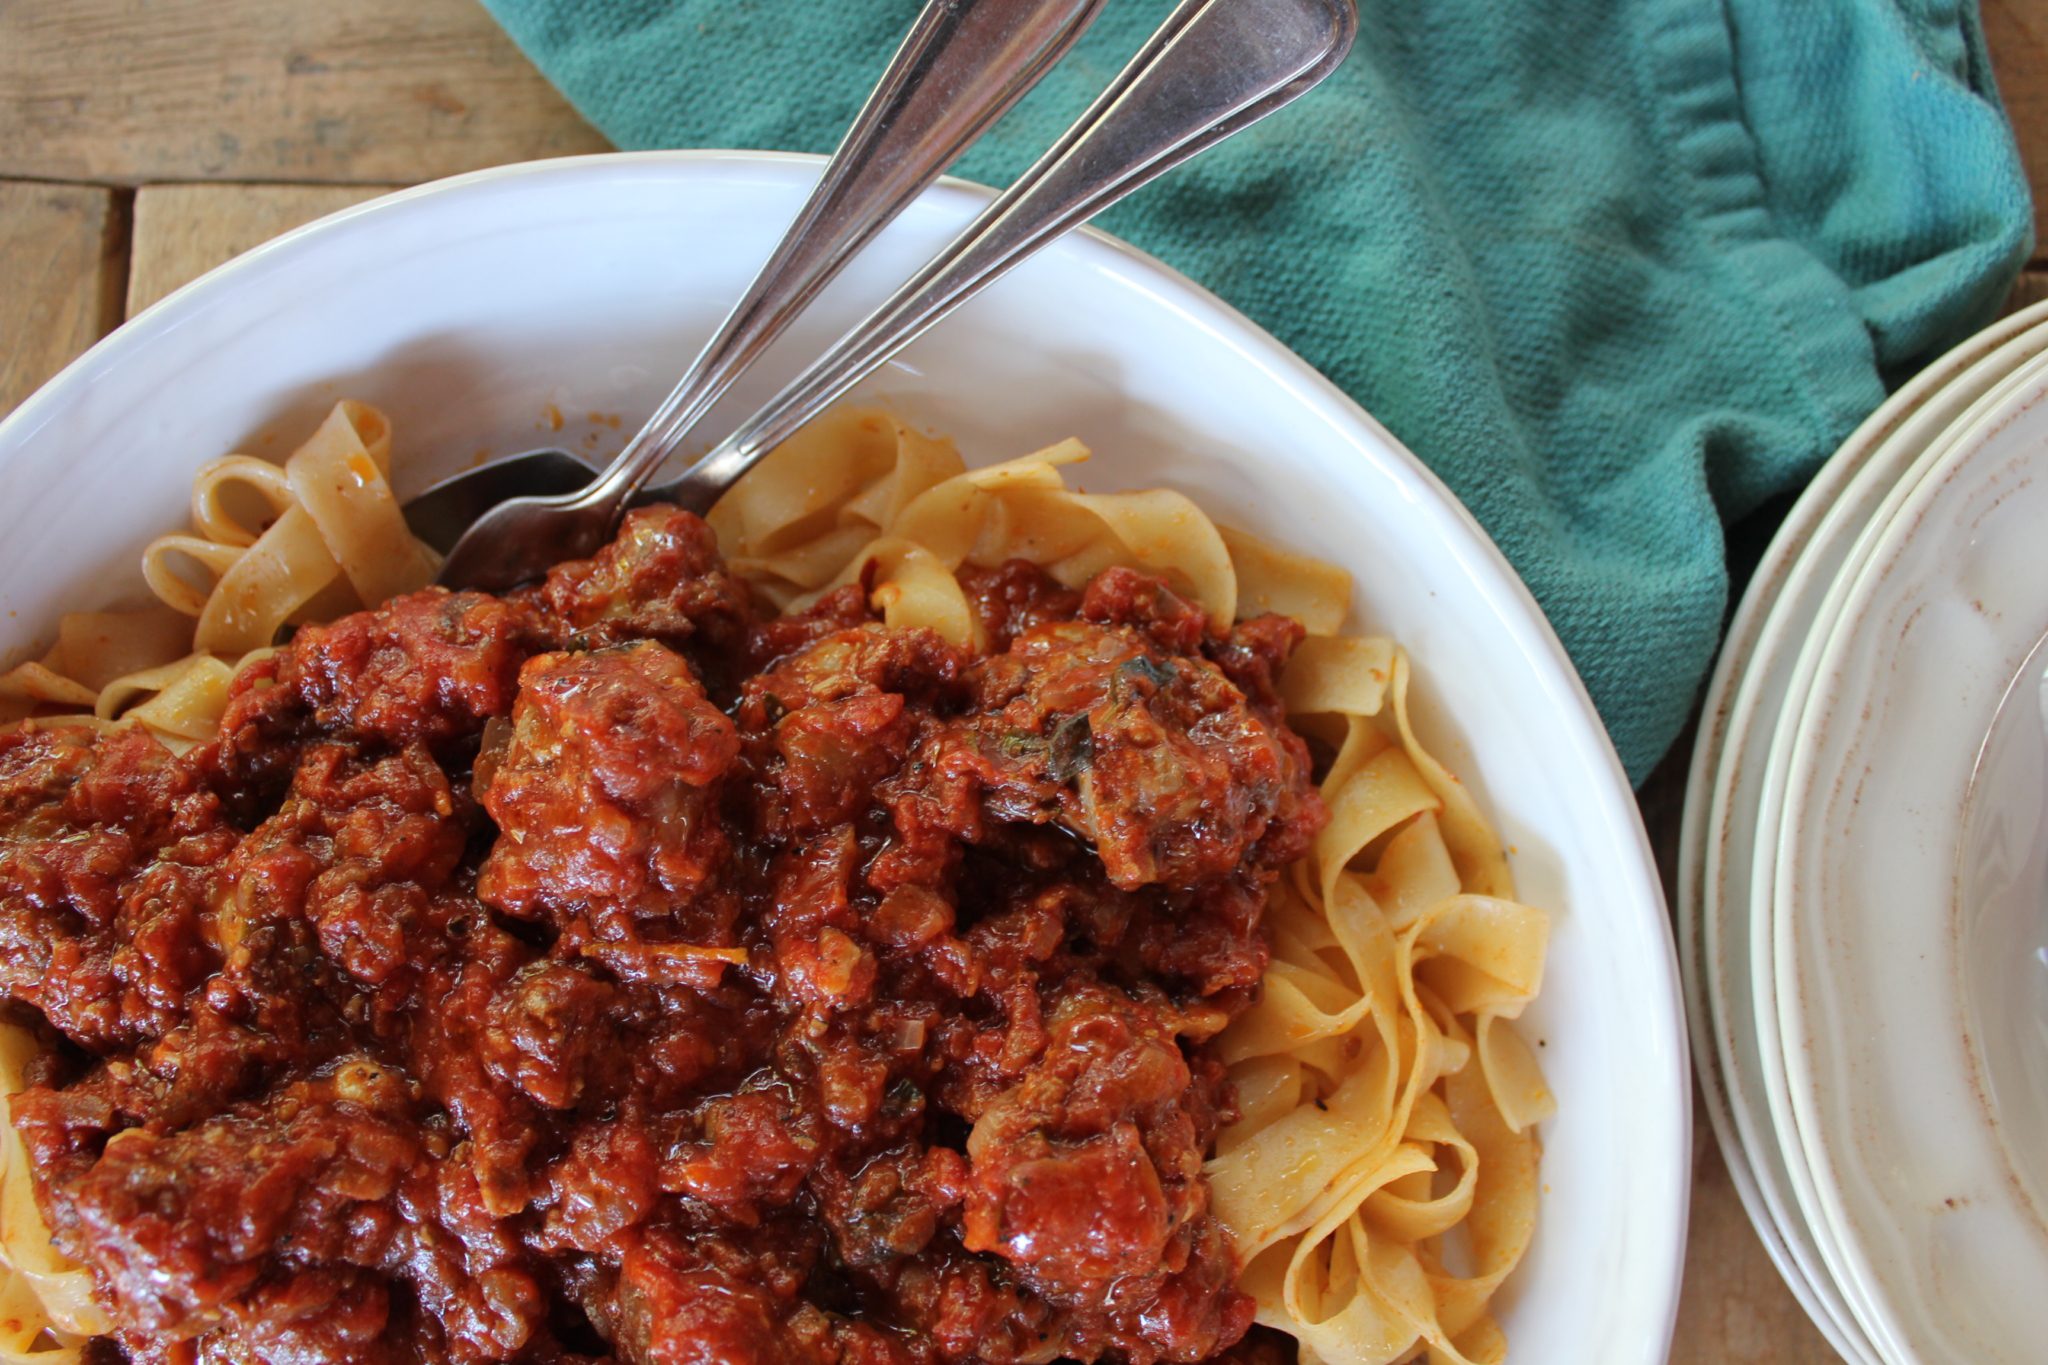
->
1;2;2044;1360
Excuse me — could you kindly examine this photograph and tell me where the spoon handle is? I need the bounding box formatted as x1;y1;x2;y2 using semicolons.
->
660;0;1357;512
578;0;1109;515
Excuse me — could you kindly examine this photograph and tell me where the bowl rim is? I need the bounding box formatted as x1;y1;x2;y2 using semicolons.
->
0;147;1689;1359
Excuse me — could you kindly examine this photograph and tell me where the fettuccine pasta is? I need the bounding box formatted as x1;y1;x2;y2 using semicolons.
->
0;403;1549;1364
0;1030;104;1363
0;401;437;750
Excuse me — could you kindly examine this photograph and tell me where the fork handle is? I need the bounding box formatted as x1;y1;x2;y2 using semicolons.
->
577;0;1110;516
657;0;1358;513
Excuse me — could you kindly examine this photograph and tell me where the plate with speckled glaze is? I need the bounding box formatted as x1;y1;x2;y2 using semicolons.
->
1679;297;2048;1365
1773;343;2048;1363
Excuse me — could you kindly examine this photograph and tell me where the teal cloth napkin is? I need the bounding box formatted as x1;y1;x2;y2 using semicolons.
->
482;0;2032;783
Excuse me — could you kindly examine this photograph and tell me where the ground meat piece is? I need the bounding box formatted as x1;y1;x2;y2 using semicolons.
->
394;1145;556;1361
959;560;1081;653
477;643;740;934
1079;565;1209;657
660;1085;821;1213
811;1141;955;1269
286;743;472;991
963;989;1197;1283
734;624;966;844
534;1117;663;1256
613;1226;913;1365
1202;613;1304;723
744;583;877;673
758;830;878;1011
535;505;752;673
288;588;539;751
960;985;1253;1360
745;623;966;715
202;652;316;811
160;1265;399;1365
0;727;233;1053
614;1232;793;1365
402;918;548;1219
62;724;226;848
194;742;475;1075
890;619;1322;890
30;1062;420;1344
481;959;618;1110
0;721;98;829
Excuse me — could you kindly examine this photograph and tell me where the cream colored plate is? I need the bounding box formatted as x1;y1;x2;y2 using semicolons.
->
1775;347;2048;1362
1680;300;2048;1362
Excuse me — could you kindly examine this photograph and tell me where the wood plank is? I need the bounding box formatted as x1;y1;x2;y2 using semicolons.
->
0;0;610;185
0;180;128;418
2006;269;2048;316
1671;1114;1840;1364
1985;0;2047;263
126;183;397;315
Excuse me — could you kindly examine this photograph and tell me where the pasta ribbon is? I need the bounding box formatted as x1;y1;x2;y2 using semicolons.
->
0;1024;107;1361
1207;652;1552;1365
712;409;1235;646
0;403;437;749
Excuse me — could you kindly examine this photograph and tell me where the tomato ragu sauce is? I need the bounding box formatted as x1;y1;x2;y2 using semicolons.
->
0;505;1326;1363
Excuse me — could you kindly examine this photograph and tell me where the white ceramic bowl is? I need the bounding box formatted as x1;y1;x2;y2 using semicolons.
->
0;151;1686;1362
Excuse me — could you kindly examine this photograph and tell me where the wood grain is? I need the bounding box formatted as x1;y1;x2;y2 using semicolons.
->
1671;1115;1840;1364
126;183;396;314
2007;269;2048;315
0;0;610;185
0;180;128;417
1985;0;2046;263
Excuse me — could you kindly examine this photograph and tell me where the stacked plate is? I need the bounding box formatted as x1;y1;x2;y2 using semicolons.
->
1680;297;2048;1364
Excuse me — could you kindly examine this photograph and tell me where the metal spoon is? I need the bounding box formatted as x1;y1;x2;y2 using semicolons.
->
640;0;1357;517
429;0;1107;588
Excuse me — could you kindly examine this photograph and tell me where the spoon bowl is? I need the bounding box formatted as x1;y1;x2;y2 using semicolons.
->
404;449;596;555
